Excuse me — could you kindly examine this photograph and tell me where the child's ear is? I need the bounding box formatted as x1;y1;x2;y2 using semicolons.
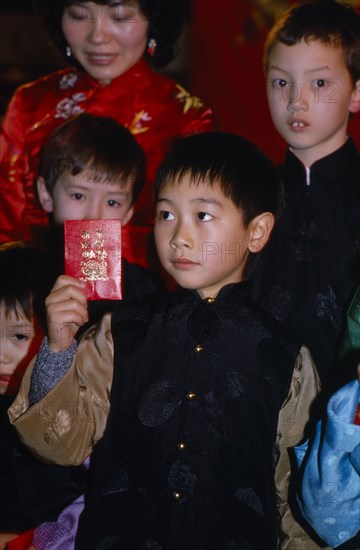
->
247;212;275;254
121;205;134;227
37;177;54;213
349;79;360;114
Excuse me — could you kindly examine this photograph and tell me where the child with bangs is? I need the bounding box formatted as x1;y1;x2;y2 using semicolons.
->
36;112;166;327
0;242;87;550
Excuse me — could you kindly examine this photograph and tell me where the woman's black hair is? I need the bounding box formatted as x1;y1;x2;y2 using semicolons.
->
37;0;191;69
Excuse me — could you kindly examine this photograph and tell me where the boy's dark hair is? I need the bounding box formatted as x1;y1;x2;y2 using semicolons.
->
37;0;190;69
38;113;146;204
154;132;281;227
0;242;55;331
264;0;360;84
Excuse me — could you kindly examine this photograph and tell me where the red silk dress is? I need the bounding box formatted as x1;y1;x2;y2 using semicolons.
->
0;60;213;268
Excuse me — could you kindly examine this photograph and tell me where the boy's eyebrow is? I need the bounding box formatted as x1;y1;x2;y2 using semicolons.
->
156;197;171;204
65;182;130;195
268;64;289;73
305;66;331;74
268;64;331;74
101;189;131;196
5;320;35;331
191;197;224;208
156;197;224;208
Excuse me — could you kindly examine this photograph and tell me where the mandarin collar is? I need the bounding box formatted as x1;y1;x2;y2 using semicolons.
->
81;58;152;89
283;138;360;189
175;280;253;305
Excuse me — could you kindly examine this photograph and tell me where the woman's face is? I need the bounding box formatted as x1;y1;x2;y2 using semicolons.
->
62;1;149;82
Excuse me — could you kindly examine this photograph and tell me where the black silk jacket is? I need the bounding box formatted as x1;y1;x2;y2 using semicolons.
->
76;282;301;549
252;138;360;388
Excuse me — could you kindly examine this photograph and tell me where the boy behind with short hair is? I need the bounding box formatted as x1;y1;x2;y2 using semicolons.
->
253;0;360;387
0;242;87;548
10;133;320;549
20;113;165;549
36;113;165;325
37;112;144;244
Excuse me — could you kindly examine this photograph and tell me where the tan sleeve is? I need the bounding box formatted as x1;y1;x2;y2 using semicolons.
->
275;345;332;550
8;313;114;466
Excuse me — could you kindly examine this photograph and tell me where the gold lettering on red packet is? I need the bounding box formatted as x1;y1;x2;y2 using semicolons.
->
80;228;108;281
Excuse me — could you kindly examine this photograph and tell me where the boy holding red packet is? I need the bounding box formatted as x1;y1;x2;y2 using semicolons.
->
10;133;321;549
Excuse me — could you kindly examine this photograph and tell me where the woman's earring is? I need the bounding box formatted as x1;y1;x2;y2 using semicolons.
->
147;38;157;57
66;46;72;58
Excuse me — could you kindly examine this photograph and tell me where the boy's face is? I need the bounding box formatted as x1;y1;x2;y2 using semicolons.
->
267;39;360;166
0;303;44;396
38;169;134;226
154;176;257;298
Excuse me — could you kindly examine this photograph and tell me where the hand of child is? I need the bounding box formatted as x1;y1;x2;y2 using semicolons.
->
46;275;88;352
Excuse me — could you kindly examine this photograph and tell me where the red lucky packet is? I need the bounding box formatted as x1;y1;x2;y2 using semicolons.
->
64;219;122;300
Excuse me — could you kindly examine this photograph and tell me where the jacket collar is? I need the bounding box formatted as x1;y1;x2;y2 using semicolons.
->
80;59;152;89
175;280;253;305
282;137;360;189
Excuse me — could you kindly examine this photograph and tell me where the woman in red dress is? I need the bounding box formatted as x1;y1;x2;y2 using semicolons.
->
0;0;213;268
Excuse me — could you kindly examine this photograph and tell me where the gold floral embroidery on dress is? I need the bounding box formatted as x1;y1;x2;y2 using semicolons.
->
176;84;204;114
80;228;108;282
7;153;20;183
128;110;151;135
